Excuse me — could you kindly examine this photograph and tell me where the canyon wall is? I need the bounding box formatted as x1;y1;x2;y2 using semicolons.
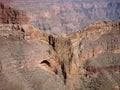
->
5;0;120;34
0;2;29;24
0;2;120;90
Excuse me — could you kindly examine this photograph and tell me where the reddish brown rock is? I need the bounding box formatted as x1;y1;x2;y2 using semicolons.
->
4;0;120;34
0;2;120;90
0;21;120;90
0;2;29;24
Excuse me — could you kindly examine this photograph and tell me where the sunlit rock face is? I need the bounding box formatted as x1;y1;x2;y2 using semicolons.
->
0;2;64;90
0;1;120;90
3;0;120;34
68;21;120;90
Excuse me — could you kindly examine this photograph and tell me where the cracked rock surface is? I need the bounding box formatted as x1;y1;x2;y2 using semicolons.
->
0;2;120;90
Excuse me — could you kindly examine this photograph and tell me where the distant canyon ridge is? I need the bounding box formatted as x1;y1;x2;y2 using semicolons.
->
2;0;120;34
0;2;120;90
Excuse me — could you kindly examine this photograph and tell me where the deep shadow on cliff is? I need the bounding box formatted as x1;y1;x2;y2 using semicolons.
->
0;2;120;90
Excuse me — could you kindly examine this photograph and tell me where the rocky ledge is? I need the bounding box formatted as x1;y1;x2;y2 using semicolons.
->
0;2;120;90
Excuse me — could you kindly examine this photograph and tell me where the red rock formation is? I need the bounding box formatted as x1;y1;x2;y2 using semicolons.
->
5;0;120;34
0;21;120;90
0;2;29;24
0;2;120;90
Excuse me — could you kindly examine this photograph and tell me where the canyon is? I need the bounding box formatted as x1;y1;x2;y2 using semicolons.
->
3;0;120;34
0;1;120;90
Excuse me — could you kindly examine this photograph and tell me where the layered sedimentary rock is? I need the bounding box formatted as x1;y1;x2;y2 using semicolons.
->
0;2;120;90
0;2;29;24
4;0;120;34
0;22;120;90
69;21;120;90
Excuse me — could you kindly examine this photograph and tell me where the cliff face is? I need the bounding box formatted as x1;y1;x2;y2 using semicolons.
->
5;0;120;34
0;22;120;90
69;21;120;89
0;2;120;90
46;21;120;90
0;2;29;24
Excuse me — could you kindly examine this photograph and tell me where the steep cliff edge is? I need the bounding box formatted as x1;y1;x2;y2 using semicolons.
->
0;2;120;90
69;21;120;90
0;2;64;90
47;21;120;89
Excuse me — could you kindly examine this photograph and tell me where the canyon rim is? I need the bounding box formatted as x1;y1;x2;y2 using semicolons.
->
0;1;120;90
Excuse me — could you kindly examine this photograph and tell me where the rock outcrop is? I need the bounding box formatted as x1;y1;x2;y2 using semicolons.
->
0;2;29;24
0;2;120;90
69;21;120;90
